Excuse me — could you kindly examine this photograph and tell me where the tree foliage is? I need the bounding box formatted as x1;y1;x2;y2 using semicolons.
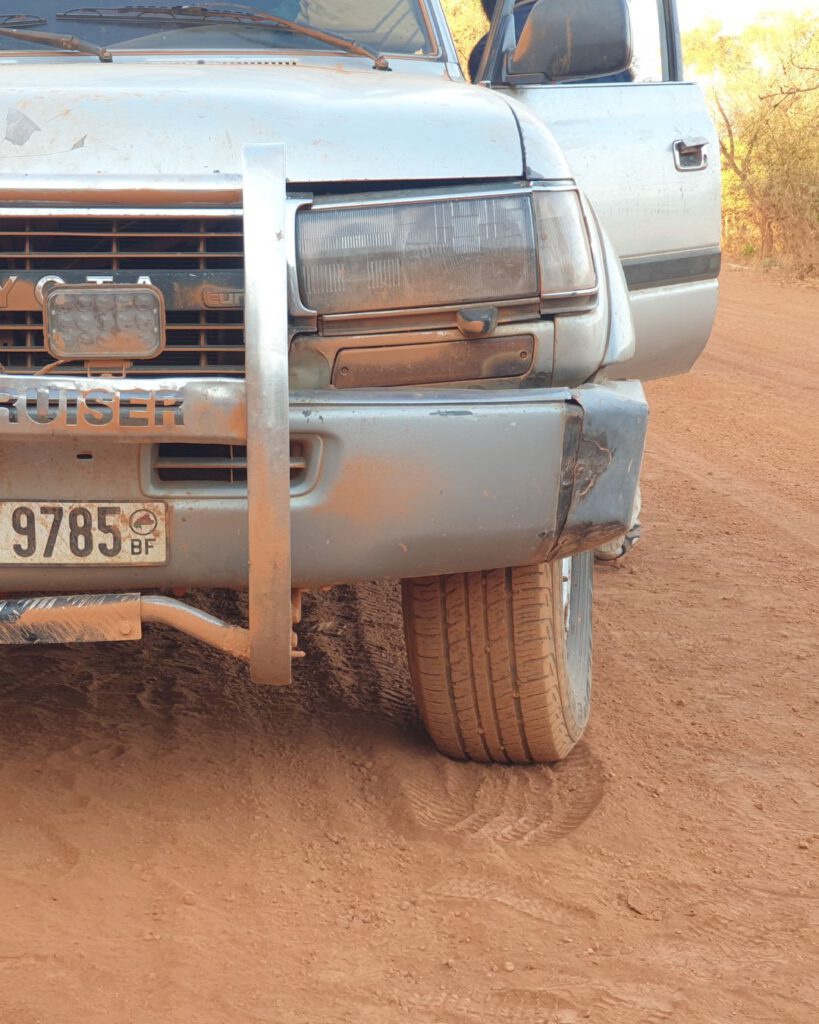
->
441;0;487;75
685;10;819;274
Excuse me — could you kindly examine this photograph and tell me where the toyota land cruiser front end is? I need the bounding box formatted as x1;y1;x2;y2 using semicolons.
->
0;0;721;764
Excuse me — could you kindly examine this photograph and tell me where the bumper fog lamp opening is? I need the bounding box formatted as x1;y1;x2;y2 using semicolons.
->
43;283;166;361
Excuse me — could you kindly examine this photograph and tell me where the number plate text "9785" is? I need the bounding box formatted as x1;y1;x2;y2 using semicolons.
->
0;502;168;566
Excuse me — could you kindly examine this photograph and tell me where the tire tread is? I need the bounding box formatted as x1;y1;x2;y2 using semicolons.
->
402;560;589;765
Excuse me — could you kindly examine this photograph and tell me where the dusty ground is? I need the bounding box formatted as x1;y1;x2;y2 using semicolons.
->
1;269;817;1024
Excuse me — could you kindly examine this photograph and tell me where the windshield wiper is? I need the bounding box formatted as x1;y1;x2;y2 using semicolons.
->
59;5;391;69
0;14;47;28
0;24;112;60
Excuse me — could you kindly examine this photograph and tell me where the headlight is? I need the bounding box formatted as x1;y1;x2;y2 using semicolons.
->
297;194;537;315
296;188;597;317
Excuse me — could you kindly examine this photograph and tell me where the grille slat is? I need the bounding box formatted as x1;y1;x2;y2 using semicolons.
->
0;230;244;239
155;457;249;471
1;250;241;262
0;214;246;376
0;215;244;271
0;309;246;375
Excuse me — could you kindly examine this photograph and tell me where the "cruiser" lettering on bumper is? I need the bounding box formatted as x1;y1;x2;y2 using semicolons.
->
0;385;185;428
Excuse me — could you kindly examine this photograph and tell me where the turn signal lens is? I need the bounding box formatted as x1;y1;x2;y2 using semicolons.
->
533;190;597;297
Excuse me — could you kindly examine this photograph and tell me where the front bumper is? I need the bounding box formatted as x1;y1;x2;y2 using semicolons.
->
0;375;646;680
0;379;646;592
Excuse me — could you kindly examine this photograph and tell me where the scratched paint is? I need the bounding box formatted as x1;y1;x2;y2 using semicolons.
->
4;107;40;146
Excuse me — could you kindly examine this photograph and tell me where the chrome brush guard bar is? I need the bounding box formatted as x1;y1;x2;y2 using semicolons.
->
0;146;295;684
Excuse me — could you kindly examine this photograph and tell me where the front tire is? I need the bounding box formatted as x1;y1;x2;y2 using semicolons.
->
401;555;593;764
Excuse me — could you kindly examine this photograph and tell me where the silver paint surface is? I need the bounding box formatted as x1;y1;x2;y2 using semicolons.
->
0;62;542;183
0;384;646;590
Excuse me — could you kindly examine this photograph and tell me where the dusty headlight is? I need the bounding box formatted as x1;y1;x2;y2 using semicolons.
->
295;188;597;317
296;194;539;315
533;189;597;298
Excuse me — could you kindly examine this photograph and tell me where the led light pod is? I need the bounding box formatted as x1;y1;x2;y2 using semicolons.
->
43;284;166;361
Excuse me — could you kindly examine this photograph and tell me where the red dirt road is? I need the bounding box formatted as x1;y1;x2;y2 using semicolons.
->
1;269;817;1023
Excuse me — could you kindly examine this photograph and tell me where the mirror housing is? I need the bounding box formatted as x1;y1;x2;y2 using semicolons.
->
507;0;632;84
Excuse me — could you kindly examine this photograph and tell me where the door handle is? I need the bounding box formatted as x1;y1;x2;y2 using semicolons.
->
673;137;709;172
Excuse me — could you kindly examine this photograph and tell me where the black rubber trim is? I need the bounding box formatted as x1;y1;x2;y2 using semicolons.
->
662;0;684;81
622;249;721;291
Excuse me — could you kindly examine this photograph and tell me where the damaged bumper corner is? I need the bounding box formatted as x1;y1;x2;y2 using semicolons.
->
553;380;648;560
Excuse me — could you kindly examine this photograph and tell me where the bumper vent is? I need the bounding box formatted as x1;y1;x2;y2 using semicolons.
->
153;440;310;493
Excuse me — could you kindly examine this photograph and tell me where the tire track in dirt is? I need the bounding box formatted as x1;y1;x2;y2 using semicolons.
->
299;583;605;846
396;741;603;844
649;436;819;554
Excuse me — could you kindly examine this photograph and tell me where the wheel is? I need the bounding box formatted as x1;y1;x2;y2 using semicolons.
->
401;554;593;764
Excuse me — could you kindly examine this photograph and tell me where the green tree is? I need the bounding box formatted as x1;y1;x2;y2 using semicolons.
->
685;10;819;274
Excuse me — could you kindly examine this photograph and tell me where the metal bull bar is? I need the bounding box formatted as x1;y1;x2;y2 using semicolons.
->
242;144;292;685
0;145;294;685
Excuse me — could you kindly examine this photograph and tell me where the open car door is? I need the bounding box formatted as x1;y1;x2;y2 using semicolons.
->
485;0;721;380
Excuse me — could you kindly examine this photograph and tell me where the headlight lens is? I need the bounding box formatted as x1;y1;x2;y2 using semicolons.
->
296;189;596;316
297;195;538;315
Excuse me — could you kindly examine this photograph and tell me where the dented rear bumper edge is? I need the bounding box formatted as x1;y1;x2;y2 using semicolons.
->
0;378;647;589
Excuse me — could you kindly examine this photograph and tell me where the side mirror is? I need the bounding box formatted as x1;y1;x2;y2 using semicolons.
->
507;0;632;83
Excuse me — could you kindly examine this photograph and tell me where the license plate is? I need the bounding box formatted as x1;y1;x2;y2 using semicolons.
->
0;502;168;566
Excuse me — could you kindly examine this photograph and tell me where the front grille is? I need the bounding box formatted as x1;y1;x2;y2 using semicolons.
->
0;215;246;376
0;308;246;376
0;215;243;272
153;440;310;492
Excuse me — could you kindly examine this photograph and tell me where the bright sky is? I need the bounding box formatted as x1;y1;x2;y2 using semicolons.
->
677;0;819;32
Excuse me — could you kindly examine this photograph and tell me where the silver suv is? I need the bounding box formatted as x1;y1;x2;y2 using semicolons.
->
0;0;720;763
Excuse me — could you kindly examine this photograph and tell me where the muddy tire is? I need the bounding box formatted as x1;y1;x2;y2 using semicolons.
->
401;555;593;764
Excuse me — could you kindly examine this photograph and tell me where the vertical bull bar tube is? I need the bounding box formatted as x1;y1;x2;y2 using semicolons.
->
243;144;292;684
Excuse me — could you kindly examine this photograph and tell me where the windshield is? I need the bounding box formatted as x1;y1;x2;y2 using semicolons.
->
0;2;436;56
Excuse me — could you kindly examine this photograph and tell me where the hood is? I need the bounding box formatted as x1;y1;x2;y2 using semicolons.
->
0;61;539;185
